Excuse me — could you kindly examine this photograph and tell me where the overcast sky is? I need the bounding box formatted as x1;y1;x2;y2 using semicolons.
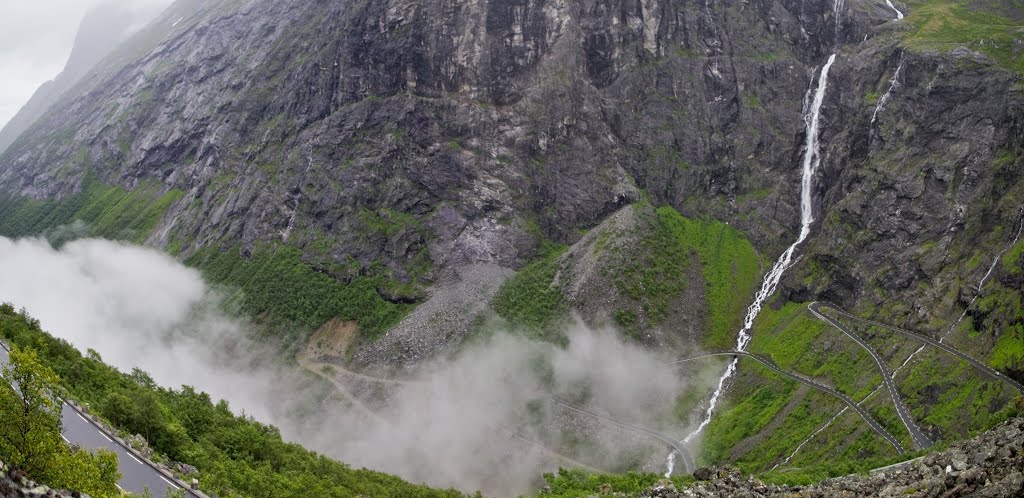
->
0;0;172;129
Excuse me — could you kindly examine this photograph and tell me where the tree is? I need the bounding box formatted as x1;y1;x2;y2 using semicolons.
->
49;447;121;498
0;346;122;497
0;347;65;476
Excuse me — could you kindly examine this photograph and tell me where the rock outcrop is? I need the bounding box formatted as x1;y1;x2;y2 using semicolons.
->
643;416;1024;498
2;2;1018;344
0;460;79;498
0;4;164;156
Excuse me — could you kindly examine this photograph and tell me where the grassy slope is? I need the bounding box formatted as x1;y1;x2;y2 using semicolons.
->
653;207;760;350
705;298;1021;484
0;178;182;244
491;243;570;342
0;304;467;498
901;0;1024;75
490;205;759;349
539;468;693;498
186;245;410;345
699;302;902;474
0;182;410;346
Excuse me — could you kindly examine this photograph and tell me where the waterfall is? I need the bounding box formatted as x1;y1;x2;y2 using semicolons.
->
664;54;838;477
885;0;905;20
833;0;846;39
871;57;903;126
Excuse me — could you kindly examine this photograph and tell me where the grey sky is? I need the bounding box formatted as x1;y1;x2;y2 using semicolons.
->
0;0;171;129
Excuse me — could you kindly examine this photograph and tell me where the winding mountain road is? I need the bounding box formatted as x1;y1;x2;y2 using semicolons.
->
549;397;696;474
494;425;606;473
671;351;905;454
808;302;932;450
0;341;201;498
817;304;1024;395
300;357;650;474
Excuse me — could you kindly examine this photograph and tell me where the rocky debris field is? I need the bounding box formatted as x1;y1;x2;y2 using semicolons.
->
0;459;77;498
642;416;1024;498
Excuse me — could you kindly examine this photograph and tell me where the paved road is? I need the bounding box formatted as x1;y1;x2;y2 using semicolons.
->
495;425;606;473
549;397;696;474
818;304;1024;395
808;302;932;450
0;342;199;497
303;358;618;474
671;351;906;454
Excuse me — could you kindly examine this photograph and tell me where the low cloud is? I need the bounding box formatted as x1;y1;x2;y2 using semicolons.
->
0;0;172;128
0;236;695;496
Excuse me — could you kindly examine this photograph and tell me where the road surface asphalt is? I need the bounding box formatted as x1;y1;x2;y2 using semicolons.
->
0;341;199;497
672;351;906;454
809;302;932;450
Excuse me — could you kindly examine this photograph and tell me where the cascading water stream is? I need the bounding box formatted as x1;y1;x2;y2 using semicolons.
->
895;209;1024;370
783;209;1024;464
871;55;903;126
664;54;838;477
885;0;905;20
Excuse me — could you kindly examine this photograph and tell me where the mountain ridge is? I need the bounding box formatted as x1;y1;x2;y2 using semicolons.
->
1;0;1022;490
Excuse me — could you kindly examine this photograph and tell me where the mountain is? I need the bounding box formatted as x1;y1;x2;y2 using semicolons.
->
1;0;1022;488
0;3;168;156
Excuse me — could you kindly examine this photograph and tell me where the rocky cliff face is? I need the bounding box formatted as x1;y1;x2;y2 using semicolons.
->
0;3;165;156
4;0;1019;358
0;0;897;276
1;0;1023;478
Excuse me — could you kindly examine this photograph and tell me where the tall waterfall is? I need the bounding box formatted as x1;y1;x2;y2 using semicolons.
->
665;54;839;477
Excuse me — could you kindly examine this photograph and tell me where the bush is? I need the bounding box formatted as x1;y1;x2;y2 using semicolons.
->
0;304;468;498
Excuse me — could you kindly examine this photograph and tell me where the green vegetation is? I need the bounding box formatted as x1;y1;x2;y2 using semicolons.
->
0;304;469;498
899;346;1018;437
186;245;411;342
493;206;758;348
358;207;421;238
491;244;569;342
759;447;917;486
700;365;798;465
1001;238;1024;275
647;207;760;349
974;274;1024;380
1;346;122;497
743;92;763;110
539;468;693;497
0;175;409;346
750;303;880;400
699;301;905;474
0;176;183;244
901;0;1024;75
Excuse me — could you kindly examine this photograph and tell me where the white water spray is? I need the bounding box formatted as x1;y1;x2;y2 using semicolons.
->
664;54;838;477
871;57;903;126
885;0;904;20
833;0;846;39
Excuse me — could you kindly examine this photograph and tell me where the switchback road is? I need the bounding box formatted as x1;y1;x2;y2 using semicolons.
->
550;397;696;474
671;351;905;454
817;304;1024;395
809;302;932;450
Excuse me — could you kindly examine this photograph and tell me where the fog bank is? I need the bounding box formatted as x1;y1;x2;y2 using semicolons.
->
0;236;693;496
